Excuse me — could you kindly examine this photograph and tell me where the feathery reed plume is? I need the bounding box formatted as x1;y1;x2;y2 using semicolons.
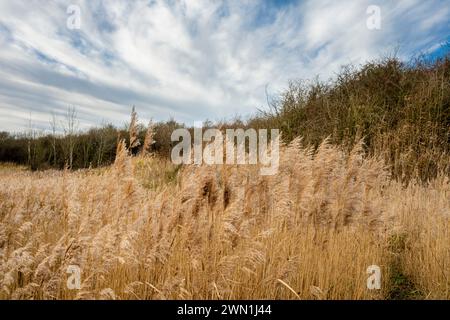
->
129;106;140;151
142;120;155;156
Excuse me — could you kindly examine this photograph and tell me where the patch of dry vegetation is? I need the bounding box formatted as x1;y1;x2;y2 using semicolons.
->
0;138;448;299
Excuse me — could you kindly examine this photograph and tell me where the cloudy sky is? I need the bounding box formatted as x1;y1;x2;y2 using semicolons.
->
0;0;449;132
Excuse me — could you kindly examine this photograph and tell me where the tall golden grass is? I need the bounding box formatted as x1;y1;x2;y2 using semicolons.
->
0;139;448;299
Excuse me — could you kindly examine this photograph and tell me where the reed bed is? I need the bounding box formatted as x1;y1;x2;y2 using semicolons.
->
0;139;448;299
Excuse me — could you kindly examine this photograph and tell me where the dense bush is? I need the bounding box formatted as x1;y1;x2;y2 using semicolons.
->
249;55;450;181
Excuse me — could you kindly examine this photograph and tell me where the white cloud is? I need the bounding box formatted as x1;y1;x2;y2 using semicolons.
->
0;0;448;132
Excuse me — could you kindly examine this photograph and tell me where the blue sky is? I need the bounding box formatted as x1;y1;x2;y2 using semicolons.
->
0;0;449;132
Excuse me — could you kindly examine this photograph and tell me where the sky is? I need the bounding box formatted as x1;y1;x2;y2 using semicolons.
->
0;0;449;132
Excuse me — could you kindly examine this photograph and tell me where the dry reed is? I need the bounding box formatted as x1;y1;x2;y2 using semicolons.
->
0;138;448;299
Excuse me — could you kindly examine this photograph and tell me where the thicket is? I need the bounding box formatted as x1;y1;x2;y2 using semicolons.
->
249;55;450;181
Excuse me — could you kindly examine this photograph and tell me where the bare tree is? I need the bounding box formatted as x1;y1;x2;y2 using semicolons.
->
97;126;105;167
27;112;33;167
26;112;44;170
49;112;58;167
96;121;110;167
63;106;78;169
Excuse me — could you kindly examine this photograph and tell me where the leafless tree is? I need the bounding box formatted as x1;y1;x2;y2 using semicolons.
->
27;113;33;167
49;112;58;167
63;106;78;169
96;121;107;167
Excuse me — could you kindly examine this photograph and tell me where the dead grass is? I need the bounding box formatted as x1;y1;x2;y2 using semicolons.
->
0;139;448;299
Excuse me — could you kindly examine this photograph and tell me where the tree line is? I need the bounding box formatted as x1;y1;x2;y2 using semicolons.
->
0;106;184;170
